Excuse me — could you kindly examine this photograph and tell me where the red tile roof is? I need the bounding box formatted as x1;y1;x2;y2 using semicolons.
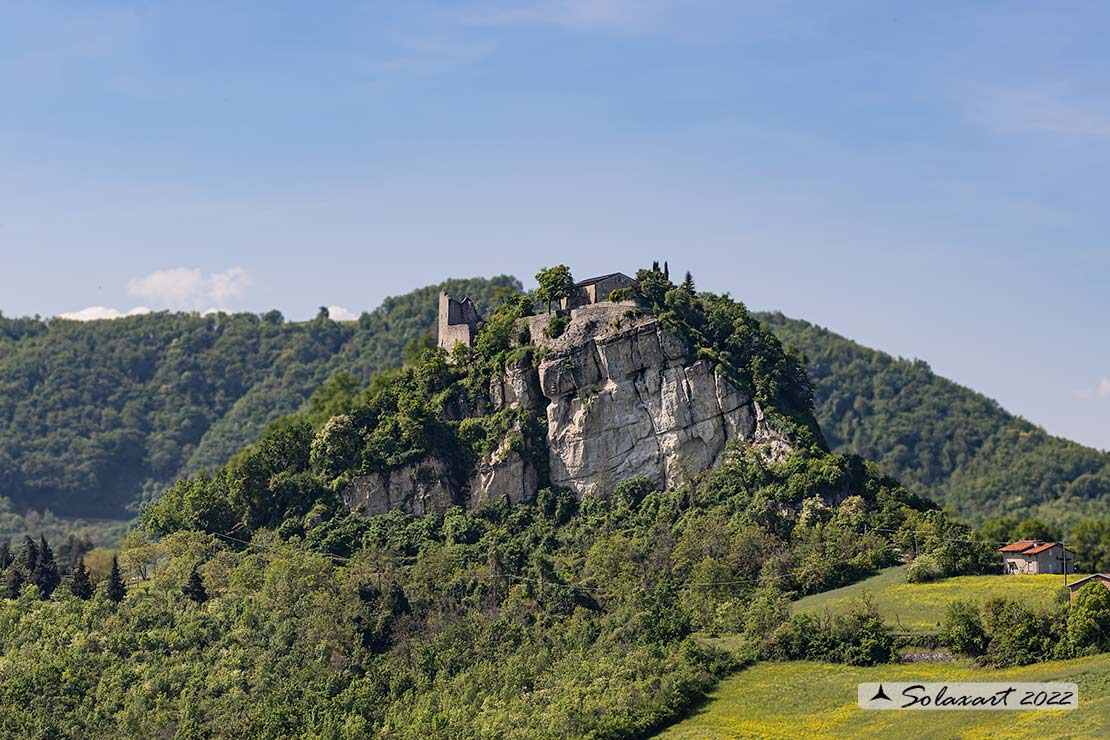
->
998;540;1073;555
998;539;1041;553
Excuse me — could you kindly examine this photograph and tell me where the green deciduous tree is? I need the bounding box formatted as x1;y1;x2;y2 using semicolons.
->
534;265;575;312
1068;582;1110;653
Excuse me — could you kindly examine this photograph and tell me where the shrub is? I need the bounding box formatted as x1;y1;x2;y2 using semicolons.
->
905;552;944;583
545;315;569;339
942;599;987;655
763;598;894;665
1067;582;1110;653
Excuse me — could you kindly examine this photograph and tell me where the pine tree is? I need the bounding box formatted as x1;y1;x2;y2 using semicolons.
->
682;271;695;294
106;556;126;603
0;542;12;570
31;535;60;599
182;569;208;604
3;565;25;599
69;559;94;600
17;535;38;574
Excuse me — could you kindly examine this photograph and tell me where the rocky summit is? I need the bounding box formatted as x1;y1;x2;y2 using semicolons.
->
342;300;794;517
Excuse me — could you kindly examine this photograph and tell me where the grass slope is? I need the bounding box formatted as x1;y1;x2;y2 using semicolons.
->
652;655;1110;740
791;566;1075;631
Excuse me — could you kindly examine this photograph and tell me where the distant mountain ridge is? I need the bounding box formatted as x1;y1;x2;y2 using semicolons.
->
760;312;1110;525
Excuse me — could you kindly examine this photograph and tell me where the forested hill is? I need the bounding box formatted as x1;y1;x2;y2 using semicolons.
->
5;276;1109;527
760;312;1110;525
0;276;520;517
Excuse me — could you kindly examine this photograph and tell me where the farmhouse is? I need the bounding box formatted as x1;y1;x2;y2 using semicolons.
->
560;272;638;310
998;540;1075;575
1067;573;1110;600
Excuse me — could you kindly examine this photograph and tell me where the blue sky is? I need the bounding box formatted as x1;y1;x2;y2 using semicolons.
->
2;1;1109;450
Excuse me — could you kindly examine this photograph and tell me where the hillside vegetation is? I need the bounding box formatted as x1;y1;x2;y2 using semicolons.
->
5;278;1110;540
0;276;519;516
0;268;950;738
761;312;1110;526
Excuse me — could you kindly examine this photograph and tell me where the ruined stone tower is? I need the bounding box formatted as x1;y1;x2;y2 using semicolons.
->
437;292;480;350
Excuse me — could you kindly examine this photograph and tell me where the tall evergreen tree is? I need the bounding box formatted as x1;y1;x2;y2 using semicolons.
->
0;542;12;570
69;559;94;600
31;536;60;599
682;271;695;293
17;535;38;574
182;569;208;604
106;556;126;603
3;565;24;599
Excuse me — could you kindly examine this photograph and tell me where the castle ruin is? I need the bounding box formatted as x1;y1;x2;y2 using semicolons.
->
437;292;481;350
438;272;638;350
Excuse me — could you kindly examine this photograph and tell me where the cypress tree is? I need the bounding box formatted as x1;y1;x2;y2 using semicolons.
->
70;559;94;600
106;556;126;603
31;535;60;599
3;565;25;599
17;535;38;574
182;569;208;604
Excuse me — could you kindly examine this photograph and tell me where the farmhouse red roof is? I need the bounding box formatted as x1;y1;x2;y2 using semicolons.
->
998;540;1071;555
998;540;1041;553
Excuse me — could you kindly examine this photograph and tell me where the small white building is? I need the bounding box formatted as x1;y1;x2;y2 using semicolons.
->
998;540;1074;575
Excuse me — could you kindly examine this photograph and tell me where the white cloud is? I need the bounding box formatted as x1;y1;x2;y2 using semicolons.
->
1074;379;1110;401
59;305;151;321
327;305;358;321
127;266;249;309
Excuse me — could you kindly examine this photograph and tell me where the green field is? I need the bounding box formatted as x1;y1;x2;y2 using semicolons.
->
791;567;1077;631
652;655;1110;739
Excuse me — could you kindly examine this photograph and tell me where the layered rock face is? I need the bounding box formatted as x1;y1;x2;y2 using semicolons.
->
342;304;791;516
532;307;770;497
342;459;454;517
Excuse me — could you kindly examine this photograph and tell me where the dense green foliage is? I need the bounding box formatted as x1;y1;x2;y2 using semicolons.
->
0;277;519;516
2;442;930;738
933;583;1110;667
761;313;1110;529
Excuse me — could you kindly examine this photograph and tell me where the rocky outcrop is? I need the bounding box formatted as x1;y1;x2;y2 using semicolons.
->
341;459;455;516
343;304;794;516
489;358;542;412
535;315;772;498
467;435;538;508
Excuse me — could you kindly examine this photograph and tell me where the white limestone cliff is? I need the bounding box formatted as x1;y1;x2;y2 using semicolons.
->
343;303;793;515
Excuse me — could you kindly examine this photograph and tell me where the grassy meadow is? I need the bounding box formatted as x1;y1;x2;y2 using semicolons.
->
791;566;1078;631
651;654;1110;739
